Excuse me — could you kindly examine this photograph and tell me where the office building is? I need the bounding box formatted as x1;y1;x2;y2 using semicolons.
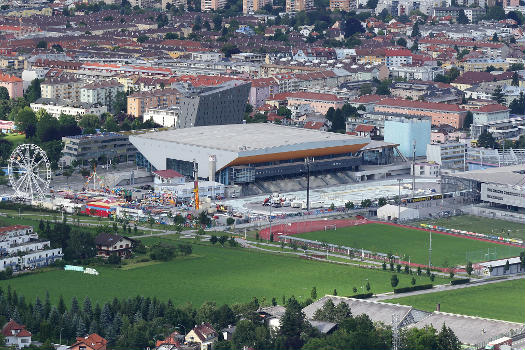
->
384;117;431;158
426;142;467;169
60;132;136;167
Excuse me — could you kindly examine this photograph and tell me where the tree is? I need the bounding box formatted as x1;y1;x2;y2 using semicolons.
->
108;253;121;265
411;276;416;285
390;274;399;288
466;261;473;276
137;34;149;43
343;18;364;38
437;324;461;350
486;5;505;20
512;71;519;87
366;0;378;9
79;114;101;134
0;87;9;100
510;93;525;115
396;264;402;273
396;37;407;47
59;114;81;137
504;259;510;272
463;111;473;129
103;115;119;132
457;9;469;24
25;78;41;103
221;44;240;58
113;91;128;113
280;297;307;349
218;235;228;246
365;280;371;292
359;83;373;96
376;80;390;95
449;269;454;279
36;40;47;49
477;130;497;149
36;111;60;142
311;286;317;300
231;320;256;350
210;235;218;244
411;22;420;38
378;197;387;206
212;14;222;29
14;107;37;138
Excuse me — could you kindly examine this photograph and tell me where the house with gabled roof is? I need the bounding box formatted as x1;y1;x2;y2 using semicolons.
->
69;333;107;350
185;323;218;350
2;319;32;348
94;233;135;258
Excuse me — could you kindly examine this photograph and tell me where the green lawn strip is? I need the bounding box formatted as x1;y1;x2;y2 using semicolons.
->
384;279;525;323
0;242;443;307
296;223;523;267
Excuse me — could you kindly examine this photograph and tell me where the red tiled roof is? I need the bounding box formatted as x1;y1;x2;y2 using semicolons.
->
153;169;184;179
2;320;30;337
454;71;513;85
350;94;383;104
0;72;22;83
304;121;325;129
355;124;375;132
0;225;31;234
376;98;464;112
475;104;510;113
385;49;412;57
251;78;277;87
73;333;107;350
16;330;31;337
191;323;217;343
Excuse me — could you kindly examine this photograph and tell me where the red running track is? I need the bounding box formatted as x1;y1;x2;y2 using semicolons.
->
259;218;522;248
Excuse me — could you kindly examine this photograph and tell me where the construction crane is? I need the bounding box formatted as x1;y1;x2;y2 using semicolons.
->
193;159;199;210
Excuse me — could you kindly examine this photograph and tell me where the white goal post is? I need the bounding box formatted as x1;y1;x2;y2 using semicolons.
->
324;225;337;231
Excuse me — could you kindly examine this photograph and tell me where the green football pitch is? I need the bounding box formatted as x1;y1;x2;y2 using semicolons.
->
296;223;523;267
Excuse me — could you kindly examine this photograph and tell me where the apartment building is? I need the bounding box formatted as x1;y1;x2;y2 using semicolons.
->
0;72;23;99
329;0;351;11
31;98;107;118
286;0;314;12
60;132;136;166
473;104;511;124
127;88;180;118
201;0;226;11
80;80;124;107
284;91;345;114
243;0;272;13
0;225;62;272
41;77;82;102
143;107;179;127
374;98;467;129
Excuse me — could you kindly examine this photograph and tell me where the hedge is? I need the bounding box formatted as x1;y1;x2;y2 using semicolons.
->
394;284;433;294
450;278;470;285
348;293;373;299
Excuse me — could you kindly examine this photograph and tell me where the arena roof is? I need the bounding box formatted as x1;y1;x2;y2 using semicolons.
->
133;124;368;154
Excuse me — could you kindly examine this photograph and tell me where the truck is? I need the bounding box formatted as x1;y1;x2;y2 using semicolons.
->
485;337;512;350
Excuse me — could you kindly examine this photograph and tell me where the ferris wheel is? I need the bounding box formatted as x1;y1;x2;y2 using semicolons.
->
8;144;51;200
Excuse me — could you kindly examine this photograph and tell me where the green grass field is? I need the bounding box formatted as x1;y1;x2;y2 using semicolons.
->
0;237;444;306
419;215;525;240
385;279;525;323
3;133;25;146
296;224;523;267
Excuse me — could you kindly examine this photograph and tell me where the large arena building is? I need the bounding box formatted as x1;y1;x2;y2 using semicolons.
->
130;124;404;186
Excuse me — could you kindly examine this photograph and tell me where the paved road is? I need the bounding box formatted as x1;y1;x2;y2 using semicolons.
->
513;336;525;349
374;274;525;301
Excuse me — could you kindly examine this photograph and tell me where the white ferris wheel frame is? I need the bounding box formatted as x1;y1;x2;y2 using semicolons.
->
8;144;51;200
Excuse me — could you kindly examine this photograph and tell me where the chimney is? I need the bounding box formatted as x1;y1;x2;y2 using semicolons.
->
436;303;440;312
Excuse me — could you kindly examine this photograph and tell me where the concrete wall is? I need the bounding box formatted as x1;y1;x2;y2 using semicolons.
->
384;118;431;158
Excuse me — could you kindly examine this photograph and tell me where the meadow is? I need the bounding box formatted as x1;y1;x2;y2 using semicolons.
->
0;237;443;306
296;223;523;267
385;279;525;323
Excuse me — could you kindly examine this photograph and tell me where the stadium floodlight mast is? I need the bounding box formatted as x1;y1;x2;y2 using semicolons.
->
8;144;51;201
304;157;314;211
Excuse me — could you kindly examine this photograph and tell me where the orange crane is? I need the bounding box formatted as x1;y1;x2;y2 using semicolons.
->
193;160;199;210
